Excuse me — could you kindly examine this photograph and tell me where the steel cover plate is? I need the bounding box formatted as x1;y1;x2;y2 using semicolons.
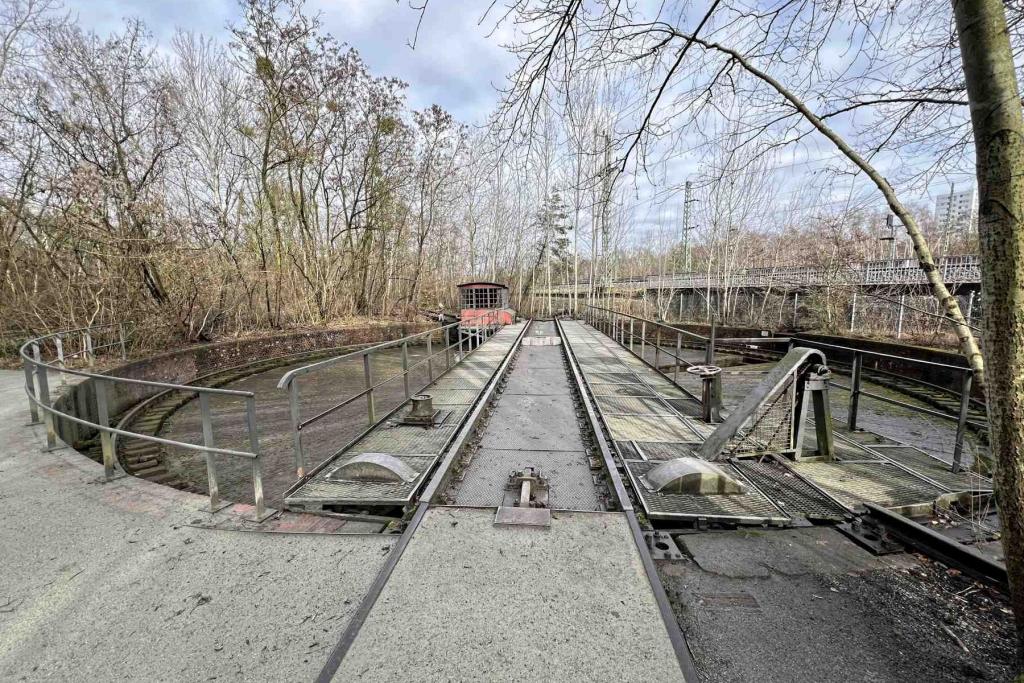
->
596;396;676;416
351;423;458;455
733;461;848;521
625;461;789;523
289;454;436;505
451;448;601;511
867;445;992;493
790;461;947;510
604;414;696;442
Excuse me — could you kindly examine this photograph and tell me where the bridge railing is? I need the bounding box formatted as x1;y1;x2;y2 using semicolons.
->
20;323;272;521
277;311;506;481
790;337;978;472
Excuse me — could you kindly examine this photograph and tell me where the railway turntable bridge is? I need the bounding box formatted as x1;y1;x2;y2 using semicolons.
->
3;306;1011;681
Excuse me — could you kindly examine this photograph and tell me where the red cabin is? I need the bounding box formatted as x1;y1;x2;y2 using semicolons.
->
458;282;515;327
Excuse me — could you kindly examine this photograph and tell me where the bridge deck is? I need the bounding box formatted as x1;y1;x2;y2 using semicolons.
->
331;319;683;680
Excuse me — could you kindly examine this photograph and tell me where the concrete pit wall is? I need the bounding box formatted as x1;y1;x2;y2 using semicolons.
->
50;322;435;449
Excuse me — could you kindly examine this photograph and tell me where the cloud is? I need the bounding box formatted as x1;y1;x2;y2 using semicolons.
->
64;0;513;124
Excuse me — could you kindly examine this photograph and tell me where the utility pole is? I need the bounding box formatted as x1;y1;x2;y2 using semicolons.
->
879;213;898;263
679;180;698;318
941;181;955;256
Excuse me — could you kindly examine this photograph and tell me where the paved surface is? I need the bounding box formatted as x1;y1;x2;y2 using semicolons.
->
660;528;1012;682
335;508;682;682
0;371;393;681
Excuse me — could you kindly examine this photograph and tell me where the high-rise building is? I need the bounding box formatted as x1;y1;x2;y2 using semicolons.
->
934;186;977;230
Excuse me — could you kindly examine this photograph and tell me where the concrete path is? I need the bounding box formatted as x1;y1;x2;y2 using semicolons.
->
333;320;683;681
0;371;393;681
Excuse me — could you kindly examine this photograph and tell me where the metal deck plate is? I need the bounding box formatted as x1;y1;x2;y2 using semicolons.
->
423;389;482;405
351;423;458;455
587;372;643;384
867;445;992;493
616;441;701;461
604;414;698;443
589;383;657;397
625;460;789;523
494;506;551;526
733;461;848;521
289;454;436;506
790;461;947;511
452;448;601;510
596;395;677;416
479;394;584;451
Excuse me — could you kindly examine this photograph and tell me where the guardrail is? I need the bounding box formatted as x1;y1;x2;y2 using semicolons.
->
20;323;272;521
584;306;979;474
277;311;506;480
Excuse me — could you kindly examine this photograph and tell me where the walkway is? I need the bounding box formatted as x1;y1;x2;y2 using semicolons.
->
0;371;393;681
332;320;683;681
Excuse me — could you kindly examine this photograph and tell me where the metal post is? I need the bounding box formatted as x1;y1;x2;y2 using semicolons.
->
363;352;375;425
640;321;646;360
674;332;682;383
793;292;799;327
54;336;66;386
288;381;304;478
84;331;95;366
654;327;661;369
401;341;411;399
445;331;452;369
23;355;40;425
199;392;225;510
705;323;716;365
458;329;465;360
966;290;976;325
896;295;905;339
118;322;127;359
245;395;268;521
95;378;116;480
848;352;863;431
426;335;434;382
35;361;58;451
849;293;858;332
629;319;635;352
952;370;973;473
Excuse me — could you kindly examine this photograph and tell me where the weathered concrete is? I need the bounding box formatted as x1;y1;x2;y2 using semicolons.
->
0;371;392;681
335;508;682;681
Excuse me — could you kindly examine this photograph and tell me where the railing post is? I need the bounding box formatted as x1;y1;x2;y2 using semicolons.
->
654;327;661;369
426;334;434;382
83;331;95;366
445;330;453;369
458;328;465;359
288;380;304;478
95;378;116;480
118;322;127;360
199;392;225;510
401;341;411;399
705;323;716;365
23;354;40;425
952;370;973;473
245;395;269;521
629;319;635;352
363;352;375;425
848;351;863;431
674;332;682;383
35;359;58;451
54;335;67;386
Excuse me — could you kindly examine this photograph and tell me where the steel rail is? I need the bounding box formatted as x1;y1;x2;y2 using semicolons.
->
557;317;698;682
314;320;530;683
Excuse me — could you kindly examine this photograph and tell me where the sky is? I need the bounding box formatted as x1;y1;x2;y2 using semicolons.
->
64;0;973;250
64;0;516;124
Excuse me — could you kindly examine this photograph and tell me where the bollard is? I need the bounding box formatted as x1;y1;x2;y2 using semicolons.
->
95;378;116;480
848;352;863;431
363;352;375;425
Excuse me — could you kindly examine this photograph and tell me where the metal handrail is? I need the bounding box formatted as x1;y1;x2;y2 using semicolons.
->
19;324;272;521
278;310;508;479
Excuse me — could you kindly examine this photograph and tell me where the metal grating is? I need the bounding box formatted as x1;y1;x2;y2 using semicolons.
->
587;372;644;384
423;389;482;406
631;441;700;461
451;448;601;510
588;383;656;397
289;455;436;505
734;460;848;521
868;445;993;493
596;395;676;416
625;460;789;523
604;414;699;443
790;461;947;511
351;423;458;455
721;377;796;457
666;398;702;417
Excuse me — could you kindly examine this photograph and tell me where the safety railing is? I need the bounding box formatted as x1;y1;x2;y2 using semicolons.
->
788;338;979;472
277;311;506;480
585;306;981;474
20;324;272;521
585;305;715;385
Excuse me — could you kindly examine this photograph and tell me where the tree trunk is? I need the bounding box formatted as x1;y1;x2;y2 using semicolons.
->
953;0;1024;670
